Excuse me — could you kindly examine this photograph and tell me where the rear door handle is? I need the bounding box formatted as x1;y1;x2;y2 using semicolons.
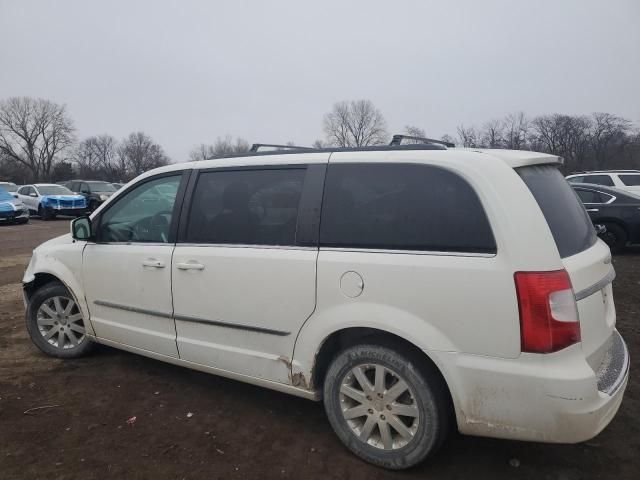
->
586;208;600;212
176;261;205;271
142;258;165;268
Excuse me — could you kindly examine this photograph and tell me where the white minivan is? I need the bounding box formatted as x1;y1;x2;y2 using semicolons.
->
23;144;629;469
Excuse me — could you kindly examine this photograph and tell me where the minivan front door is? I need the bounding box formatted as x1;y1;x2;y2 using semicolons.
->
83;173;187;357
172;164;325;384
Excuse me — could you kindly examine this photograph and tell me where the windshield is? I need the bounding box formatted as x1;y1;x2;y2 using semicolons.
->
38;185;74;196
0;187;14;201
0;182;18;192
87;181;116;192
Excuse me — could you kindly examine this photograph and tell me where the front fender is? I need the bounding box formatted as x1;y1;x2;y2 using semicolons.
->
23;238;93;335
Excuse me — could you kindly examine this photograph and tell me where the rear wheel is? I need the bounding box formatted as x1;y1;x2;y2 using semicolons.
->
600;223;627;253
323;344;450;469
25;282;94;358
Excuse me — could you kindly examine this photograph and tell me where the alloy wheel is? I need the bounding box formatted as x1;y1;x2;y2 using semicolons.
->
339;363;420;450
36;295;86;350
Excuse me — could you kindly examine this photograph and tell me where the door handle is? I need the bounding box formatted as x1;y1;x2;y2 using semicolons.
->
142;258;165;268
586;208;600;212
176;261;205;271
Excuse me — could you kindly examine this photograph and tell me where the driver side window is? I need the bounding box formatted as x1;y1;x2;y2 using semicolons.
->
98;175;181;243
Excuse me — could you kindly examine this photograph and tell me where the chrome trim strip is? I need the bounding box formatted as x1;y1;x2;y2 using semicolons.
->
94;300;173;319
574;269;616;301
174;314;290;336
319;247;496;258
176;243;316;251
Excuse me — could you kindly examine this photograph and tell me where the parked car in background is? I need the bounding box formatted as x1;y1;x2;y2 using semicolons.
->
0;181;19;196
17;184;86;220
23;142;628;469
572;183;640;252
111;182;124;190
63;180;117;211
0;186;29;224
567;170;640;195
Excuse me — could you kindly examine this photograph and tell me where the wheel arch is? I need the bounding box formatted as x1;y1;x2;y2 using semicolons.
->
299;326;456;421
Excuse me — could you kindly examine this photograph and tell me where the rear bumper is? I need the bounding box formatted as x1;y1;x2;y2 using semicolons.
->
432;330;629;443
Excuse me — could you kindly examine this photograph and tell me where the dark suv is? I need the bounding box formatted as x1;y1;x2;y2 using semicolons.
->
65;181;117;211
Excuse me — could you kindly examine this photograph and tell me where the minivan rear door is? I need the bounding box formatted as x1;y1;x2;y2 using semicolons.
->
518;165;616;369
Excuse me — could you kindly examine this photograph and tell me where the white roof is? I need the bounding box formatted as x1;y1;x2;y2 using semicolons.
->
469;149;562;168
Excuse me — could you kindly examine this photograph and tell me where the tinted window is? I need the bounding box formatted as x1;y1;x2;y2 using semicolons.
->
320;164;496;253
99;175;181;243
518;166;596;258
575;189;603;203
567;176;584;184
87;181;116;192
619;174;640;186
584;175;615;186
185;168;306;245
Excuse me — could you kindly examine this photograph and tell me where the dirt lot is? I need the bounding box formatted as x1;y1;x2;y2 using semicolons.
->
0;219;638;480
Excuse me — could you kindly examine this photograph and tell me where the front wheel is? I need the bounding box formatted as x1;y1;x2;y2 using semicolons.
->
25;282;94;358
323;344;450;469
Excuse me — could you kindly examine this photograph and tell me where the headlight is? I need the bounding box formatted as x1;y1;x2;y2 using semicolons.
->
99;194;108;201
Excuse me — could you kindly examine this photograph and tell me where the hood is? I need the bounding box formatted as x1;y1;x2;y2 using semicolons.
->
42;194;85;201
0;197;26;212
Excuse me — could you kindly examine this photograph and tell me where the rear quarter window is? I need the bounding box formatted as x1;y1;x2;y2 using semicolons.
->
518;165;596;258
619;174;640;186
320;163;496;253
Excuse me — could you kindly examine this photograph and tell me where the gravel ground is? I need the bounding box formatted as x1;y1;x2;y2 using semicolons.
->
1;218;638;479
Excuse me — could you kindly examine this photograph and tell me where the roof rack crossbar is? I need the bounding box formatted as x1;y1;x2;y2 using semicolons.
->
249;143;317;152
389;134;454;148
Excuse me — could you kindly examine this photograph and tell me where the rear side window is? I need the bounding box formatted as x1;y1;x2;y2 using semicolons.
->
619;174;640;186
575;189;604;203
185;168;306;245
518;166;596;258
567;176;584;184
584;175;615;186
320;163;496;253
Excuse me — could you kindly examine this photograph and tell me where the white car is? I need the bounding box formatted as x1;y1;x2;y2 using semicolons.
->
566;170;640;195
23;145;629;469
17;183;87;220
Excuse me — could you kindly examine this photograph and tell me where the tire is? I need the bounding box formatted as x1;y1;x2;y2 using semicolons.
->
323;344;450;469
600;223;627;253
38;205;50;220
25;282;94;359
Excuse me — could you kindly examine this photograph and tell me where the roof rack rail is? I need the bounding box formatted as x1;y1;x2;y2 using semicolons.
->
389;134;455;148
249;143;316;152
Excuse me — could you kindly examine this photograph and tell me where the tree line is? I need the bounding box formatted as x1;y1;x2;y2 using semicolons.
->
0;97;169;183
2;96;638;183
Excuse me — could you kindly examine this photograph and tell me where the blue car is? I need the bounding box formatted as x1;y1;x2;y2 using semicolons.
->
16;183;87;220
0;186;30;224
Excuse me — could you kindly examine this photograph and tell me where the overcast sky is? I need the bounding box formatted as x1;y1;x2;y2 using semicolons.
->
1;0;638;161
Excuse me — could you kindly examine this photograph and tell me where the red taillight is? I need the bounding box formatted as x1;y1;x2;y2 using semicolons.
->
514;270;581;353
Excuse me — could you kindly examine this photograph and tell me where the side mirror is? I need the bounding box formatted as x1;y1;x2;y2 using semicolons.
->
12;193;18;198
71;216;93;241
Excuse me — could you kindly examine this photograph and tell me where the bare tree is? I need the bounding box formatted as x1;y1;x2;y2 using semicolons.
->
118;132;169;178
531;114;591;171
189;136;250;161
323;99;388;147
502;112;529;150
74;135;119;179
456;125;479;147
440;134;456;146
0;97;75;181
479;119;504;148
590;113;632;170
